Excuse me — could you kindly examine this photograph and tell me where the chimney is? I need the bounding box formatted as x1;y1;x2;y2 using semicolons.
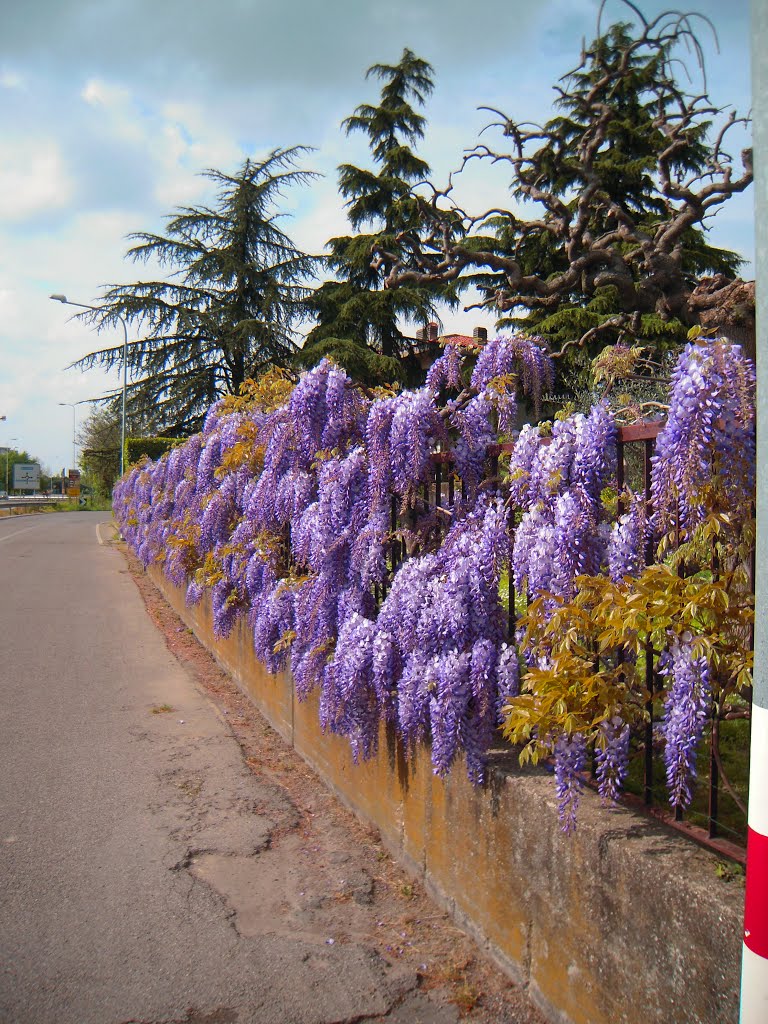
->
473;326;488;343
427;322;439;341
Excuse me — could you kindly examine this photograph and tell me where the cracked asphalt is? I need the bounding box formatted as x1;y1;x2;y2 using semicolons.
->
0;512;543;1024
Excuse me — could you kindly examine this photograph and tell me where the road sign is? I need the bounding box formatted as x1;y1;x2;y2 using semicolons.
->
79;496;87;508
13;464;40;490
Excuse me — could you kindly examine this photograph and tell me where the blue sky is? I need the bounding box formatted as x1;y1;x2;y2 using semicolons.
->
0;0;753;474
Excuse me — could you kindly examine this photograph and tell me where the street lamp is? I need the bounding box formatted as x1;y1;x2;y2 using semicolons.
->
50;294;130;477
0;417;7;495
59;402;77;470
6;438;18;494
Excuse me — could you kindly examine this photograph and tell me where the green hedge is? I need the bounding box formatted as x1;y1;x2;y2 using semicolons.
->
124;437;186;468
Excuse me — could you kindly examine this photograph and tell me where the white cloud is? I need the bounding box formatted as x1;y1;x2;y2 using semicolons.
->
0;69;25;90
151;113;242;207
80;77;129;108
0;139;73;221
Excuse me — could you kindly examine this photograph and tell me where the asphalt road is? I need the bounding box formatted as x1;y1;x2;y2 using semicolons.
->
0;513;459;1024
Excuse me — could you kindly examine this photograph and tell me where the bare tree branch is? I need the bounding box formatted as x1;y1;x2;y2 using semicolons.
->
378;7;752;355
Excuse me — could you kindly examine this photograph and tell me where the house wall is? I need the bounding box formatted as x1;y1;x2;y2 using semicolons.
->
150;566;745;1024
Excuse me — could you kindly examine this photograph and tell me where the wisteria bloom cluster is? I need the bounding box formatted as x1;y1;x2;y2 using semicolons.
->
113;336;755;832
651;338;756;538
113;336;549;785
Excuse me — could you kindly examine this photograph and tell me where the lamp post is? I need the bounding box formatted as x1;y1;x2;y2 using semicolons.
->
6;438;18;494
0;415;6;492
50;294;130;477
59;402;77;471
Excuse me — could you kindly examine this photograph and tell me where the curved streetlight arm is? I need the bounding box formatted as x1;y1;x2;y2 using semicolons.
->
50;295;98;312
50;294;130;476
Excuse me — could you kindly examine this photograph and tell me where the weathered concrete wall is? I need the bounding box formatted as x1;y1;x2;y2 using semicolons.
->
150;566;745;1024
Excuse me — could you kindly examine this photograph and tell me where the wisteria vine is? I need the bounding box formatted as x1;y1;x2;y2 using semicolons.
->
113;335;755;832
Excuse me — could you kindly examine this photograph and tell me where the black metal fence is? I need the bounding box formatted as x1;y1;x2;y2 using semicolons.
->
380;424;751;858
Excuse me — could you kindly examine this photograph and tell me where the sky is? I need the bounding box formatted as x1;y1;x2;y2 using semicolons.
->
0;0;753;475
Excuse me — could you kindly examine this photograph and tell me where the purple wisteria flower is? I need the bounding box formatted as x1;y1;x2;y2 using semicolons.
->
658;638;712;809
470;335;554;414
595;717;630;803
495;645;520;723
426;345;463;393
450;393;496;493
652;339;755;537
608;495;647;582
511;404;616;613
506;424;541;507
111;323;757;836
554;732;587;834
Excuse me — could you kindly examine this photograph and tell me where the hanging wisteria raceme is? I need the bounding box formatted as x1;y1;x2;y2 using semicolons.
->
658;638;712;810
554;733;587;834
523;403;617;509
425;344;463;393
506;424;541;508
495;644;520;722
365;387;449;507
290;446;376;707
594;717;631;804
246;360;367;534
607;494;648;583
512;403;617;608
651;338;756;538
450;335;554;497
470;335;554;411
345;495;512;782
450;393;497;492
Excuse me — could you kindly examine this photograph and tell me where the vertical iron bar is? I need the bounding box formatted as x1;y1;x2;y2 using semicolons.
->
707;538;721;837
508;572;515;640
616;436;625;513
435;460;443;545
643;437;655;805
489;452;499;491
708;713;720;838
390;493;399;572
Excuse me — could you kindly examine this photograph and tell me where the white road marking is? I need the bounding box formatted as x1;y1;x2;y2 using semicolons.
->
96;522;119;546
0;525;39;543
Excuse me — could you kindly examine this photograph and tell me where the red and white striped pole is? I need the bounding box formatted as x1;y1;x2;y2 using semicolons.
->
742;706;768;1021
742;6;768;1020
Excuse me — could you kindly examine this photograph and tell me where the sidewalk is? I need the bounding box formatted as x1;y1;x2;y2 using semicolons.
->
123;542;545;1024
0;510;542;1024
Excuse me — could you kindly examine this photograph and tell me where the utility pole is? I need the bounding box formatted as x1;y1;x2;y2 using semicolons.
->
741;4;768;1020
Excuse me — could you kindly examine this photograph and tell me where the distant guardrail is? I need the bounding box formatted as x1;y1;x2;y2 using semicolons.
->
0;496;68;512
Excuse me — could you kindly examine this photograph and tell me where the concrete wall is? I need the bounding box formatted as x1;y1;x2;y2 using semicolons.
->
151;566;745;1024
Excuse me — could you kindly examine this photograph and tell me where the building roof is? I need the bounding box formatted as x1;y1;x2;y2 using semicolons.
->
437;333;481;349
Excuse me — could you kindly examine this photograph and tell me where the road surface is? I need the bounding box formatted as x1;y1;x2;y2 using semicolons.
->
0;512;478;1024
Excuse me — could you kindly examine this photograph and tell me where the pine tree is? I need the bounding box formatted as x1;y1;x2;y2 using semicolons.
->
498;19;745;382
378;10;752;389
300;49;454;386
73;148;318;434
